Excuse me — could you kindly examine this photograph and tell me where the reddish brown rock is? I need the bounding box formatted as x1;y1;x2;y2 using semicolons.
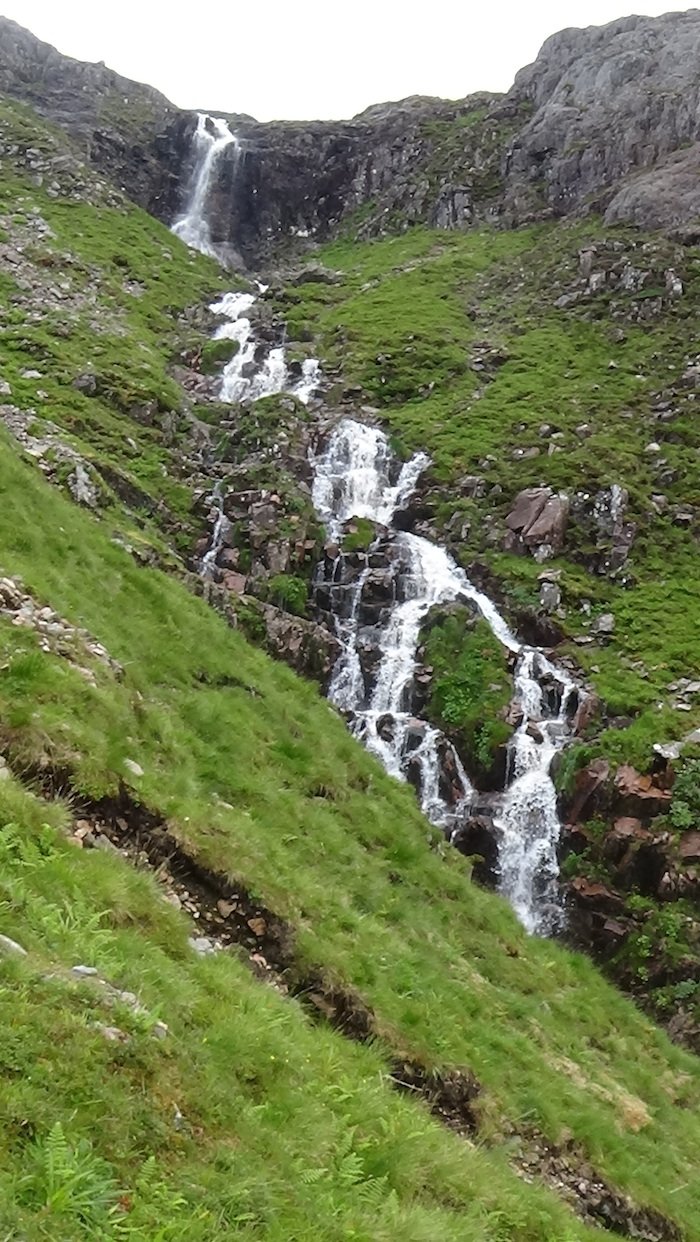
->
522;495;570;555
506;488;549;532
570;877;625;912
221;570;247;594
679;831;700;862
572;694;600;735
566;758;610;823
614;764;672;816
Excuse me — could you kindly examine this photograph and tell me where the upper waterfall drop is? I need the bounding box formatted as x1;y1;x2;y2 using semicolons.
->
311;417;579;935
172;113;237;260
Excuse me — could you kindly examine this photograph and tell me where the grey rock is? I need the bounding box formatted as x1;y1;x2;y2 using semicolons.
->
0;933;27;956
539;581;561;611
592;613;615;636
189;936;217;956
68;462;99;508
504;10;700;230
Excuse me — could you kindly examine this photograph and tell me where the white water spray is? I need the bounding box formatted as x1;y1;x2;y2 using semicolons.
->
211;292;320;406
312;418;577;933
172;114;236;260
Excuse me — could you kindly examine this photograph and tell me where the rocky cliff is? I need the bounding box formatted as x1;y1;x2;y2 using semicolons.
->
503;9;700;230
5;10;700;265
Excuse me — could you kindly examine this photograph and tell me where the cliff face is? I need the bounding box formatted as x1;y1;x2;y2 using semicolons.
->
5;10;700;266
162;94;514;266
503;9;700;229
0;16;176;207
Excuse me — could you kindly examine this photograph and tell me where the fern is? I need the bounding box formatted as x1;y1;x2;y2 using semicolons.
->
20;1120;121;1226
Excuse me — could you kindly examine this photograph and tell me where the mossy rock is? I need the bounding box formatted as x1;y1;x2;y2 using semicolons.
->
422;608;513;787
200;337;240;375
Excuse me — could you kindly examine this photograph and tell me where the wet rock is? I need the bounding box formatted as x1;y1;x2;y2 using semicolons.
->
565;758;611;822
454;814;503;884
570;877;625;914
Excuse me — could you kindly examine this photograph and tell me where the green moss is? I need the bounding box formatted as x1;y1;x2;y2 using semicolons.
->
423;611;512;783
199;336;240;374
343;518;378;552
267;573;309;617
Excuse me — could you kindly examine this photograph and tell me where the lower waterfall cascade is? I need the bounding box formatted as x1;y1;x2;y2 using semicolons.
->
312;418;579;935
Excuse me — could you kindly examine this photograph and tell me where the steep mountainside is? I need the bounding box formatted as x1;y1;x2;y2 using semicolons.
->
1;13;700;1242
3;11;700;265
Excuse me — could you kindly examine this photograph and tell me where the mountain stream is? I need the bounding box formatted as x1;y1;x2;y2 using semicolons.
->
174;113;579;935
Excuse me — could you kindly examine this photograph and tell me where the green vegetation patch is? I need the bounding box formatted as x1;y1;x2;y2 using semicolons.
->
423;610;512;784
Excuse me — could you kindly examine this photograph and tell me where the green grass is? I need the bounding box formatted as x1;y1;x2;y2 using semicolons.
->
422;612;512;781
1;411;700;1237
286;222;700;769
2;92;700;1240
0;95;233;554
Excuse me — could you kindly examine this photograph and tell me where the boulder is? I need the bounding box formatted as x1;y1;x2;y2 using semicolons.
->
505;487;569;560
565;758;610;823
614;764;672;818
452;816;500;886
679;831;700;863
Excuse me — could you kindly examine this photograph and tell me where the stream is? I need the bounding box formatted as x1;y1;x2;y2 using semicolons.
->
173;111;580;935
312;419;577;934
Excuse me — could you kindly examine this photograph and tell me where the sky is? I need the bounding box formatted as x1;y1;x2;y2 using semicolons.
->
2;1;696;120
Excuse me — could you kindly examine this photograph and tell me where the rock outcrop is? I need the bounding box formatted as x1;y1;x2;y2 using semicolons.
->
6;11;700;261
503;10;700;229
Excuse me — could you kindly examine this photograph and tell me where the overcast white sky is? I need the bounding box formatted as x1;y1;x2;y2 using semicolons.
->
2;1;696;120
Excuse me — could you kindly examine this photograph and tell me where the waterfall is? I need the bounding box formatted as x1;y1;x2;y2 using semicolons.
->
172;113;237;260
210;291;320;406
174;118;320;404
312;417;577;934
200;482;231;578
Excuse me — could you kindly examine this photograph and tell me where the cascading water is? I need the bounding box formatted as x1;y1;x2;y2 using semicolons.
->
172;113;237;260
211;291;320;406
312;417;578;934
173;119;321;405
177;114;573;933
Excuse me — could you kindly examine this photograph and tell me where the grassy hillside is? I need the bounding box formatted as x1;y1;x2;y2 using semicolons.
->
1;93;700;1239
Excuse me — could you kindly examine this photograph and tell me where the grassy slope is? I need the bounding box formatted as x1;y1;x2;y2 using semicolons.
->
1;97;700;1238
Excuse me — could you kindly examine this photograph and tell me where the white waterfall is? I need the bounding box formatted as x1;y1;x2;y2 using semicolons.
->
172;113;237;260
200;482;231;578
312;417;578;934
211;292;320;406
174;120;321;404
